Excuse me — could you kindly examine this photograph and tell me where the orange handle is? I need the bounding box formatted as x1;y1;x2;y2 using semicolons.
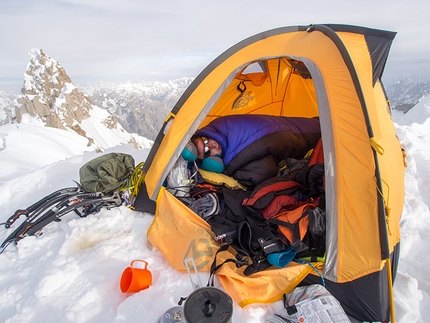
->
130;260;148;270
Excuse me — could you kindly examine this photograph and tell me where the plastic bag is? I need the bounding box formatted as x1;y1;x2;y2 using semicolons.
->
166;156;191;197
266;284;351;323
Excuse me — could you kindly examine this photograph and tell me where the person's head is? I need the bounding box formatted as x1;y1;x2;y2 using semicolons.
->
191;136;222;160
185;136;224;173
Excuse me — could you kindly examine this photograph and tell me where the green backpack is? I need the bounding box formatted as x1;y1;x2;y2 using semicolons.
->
79;153;135;194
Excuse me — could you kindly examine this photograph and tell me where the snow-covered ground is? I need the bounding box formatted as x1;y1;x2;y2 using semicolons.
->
0;104;429;322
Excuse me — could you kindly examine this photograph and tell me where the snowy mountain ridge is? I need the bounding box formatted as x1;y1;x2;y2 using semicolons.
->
0;49;193;141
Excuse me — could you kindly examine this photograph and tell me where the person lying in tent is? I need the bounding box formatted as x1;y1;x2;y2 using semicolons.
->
181;114;321;187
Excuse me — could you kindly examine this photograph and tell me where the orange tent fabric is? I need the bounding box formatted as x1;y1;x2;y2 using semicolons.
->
138;24;405;322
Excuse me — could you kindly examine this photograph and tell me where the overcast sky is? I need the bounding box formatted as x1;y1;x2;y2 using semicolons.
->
1;0;429;92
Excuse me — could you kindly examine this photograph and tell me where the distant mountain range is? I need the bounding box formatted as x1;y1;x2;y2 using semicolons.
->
1;49;429;143
80;78;193;140
385;75;430;113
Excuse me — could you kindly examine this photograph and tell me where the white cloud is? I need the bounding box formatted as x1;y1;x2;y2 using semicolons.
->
1;0;430;91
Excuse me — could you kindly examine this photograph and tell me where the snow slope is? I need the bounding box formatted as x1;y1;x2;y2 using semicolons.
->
0;103;429;322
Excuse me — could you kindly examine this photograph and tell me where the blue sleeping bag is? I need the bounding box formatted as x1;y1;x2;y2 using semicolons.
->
195;115;321;187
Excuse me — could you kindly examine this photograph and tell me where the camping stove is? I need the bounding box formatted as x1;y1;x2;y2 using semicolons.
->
159;305;185;323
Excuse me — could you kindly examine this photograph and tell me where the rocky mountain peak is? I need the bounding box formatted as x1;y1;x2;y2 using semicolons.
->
23;48;72;102
16;48;92;130
14;48;150;151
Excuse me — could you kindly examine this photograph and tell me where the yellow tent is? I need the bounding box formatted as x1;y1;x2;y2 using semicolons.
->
134;24;405;322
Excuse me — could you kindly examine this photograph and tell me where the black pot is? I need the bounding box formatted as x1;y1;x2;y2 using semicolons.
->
183;287;233;323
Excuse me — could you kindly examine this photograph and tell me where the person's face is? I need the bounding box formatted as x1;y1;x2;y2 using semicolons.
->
192;137;222;160
205;138;222;157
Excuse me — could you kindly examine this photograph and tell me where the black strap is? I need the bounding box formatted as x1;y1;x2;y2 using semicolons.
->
207;244;248;287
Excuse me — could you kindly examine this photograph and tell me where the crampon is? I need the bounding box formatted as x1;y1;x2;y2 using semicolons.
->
0;183;123;254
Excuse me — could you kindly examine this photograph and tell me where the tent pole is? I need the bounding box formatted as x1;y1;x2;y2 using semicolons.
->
386;257;396;323
373;148;396;323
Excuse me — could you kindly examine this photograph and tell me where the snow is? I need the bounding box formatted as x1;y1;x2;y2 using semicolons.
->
0;104;429;323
